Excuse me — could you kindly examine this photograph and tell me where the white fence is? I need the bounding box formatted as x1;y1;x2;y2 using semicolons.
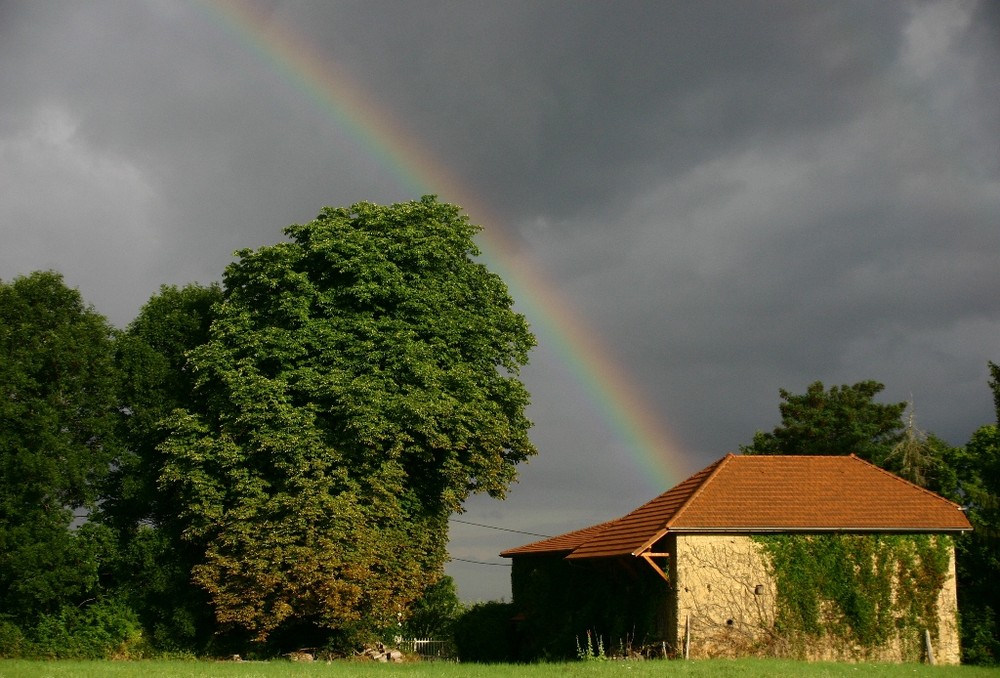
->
395;637;455;660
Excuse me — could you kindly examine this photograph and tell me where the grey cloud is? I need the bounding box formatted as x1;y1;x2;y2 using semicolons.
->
1;0;996;602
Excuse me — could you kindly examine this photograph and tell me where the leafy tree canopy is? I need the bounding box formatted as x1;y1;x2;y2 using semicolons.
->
159;197;536;645
399;574;464;640
98;283;223;652
0;271;120;622
951;362;1000;664
102;282;222;532
740;380;906;463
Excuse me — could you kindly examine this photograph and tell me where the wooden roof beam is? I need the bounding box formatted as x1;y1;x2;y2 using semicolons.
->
639;551;671;585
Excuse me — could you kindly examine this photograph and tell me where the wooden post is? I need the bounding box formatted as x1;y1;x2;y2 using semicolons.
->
684;614;690;660
924;629;935;665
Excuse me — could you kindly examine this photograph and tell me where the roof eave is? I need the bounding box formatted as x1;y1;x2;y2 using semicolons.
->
667;526;973;534
499;549;574;559
564;551;635;560
553;526;972;562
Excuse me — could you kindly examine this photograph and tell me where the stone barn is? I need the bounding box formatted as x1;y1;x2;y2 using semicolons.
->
501;454;972;663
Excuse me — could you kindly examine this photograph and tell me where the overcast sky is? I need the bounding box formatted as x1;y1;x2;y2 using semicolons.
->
2;0;998;602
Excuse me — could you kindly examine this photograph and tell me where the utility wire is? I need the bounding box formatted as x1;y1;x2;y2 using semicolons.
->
449;517;552;538
450;557;511;567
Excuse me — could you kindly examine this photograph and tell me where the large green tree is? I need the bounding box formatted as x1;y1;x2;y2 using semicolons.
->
99;283;222;651
0;272;119;625
159;197;536;646
740;380;907;463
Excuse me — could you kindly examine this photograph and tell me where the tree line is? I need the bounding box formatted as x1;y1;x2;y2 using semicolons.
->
0;197;536;658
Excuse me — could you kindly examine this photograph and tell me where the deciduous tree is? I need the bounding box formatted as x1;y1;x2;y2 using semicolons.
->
160;197;536;646
103;283;221;531
100;283;222;651
0;272;119;623
399;575;464;640
953;362;1000;664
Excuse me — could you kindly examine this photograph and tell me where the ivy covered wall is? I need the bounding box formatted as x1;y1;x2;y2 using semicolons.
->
671;533;959;663
755;533;956;662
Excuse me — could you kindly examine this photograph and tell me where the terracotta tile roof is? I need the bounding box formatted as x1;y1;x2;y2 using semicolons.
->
501;454;972;561
498;519;619;557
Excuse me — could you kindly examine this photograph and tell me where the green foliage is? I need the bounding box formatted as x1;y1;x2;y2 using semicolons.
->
399;575;465;640
755;534;952;659
741;381;906;464
958;603;999;667
0;618;27;657
103;525;214;654
28;596;147;659
884;408;938;488
951;364;1000;664
102;282;222;533
453;601;518;663
100;283;223;654
159;197;536;646
911;363;1000;664
576;630;608;661
0;272;120;625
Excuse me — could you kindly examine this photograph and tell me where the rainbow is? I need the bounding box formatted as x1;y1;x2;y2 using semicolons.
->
197;0;690;491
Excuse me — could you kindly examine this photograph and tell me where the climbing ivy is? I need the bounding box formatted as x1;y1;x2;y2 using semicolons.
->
753;534;951;658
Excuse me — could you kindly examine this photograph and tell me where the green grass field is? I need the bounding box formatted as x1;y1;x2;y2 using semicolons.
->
1;659;998;678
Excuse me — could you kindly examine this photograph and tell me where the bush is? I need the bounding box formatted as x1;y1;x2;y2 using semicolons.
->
0;618;27;658
399;575;465;640
30;597;147;659
453;601;517;663
960;604;1000;665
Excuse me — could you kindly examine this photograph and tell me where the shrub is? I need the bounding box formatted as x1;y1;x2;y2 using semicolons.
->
399;575;465;640
0;618;27;658
30;597;147;659
453;601;517;662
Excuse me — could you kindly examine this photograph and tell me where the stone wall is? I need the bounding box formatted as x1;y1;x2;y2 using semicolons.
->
935;547;961;665
671;534;776;658
668;534;961;664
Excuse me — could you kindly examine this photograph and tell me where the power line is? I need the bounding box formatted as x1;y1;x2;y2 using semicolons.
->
450;557;511;567
449;517;552;538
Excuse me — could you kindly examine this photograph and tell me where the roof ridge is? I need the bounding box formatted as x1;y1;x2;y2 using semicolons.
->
847;453;965;511
630;454;732;555
666;453;733;530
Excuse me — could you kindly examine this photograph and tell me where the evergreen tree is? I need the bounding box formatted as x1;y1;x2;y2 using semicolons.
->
741;380;906;463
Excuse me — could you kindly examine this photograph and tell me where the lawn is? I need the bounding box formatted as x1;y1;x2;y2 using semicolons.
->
0;659;998;678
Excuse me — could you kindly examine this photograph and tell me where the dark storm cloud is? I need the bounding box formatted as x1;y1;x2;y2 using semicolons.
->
1;0;997;601
275;1;910;225
0;1;416;319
